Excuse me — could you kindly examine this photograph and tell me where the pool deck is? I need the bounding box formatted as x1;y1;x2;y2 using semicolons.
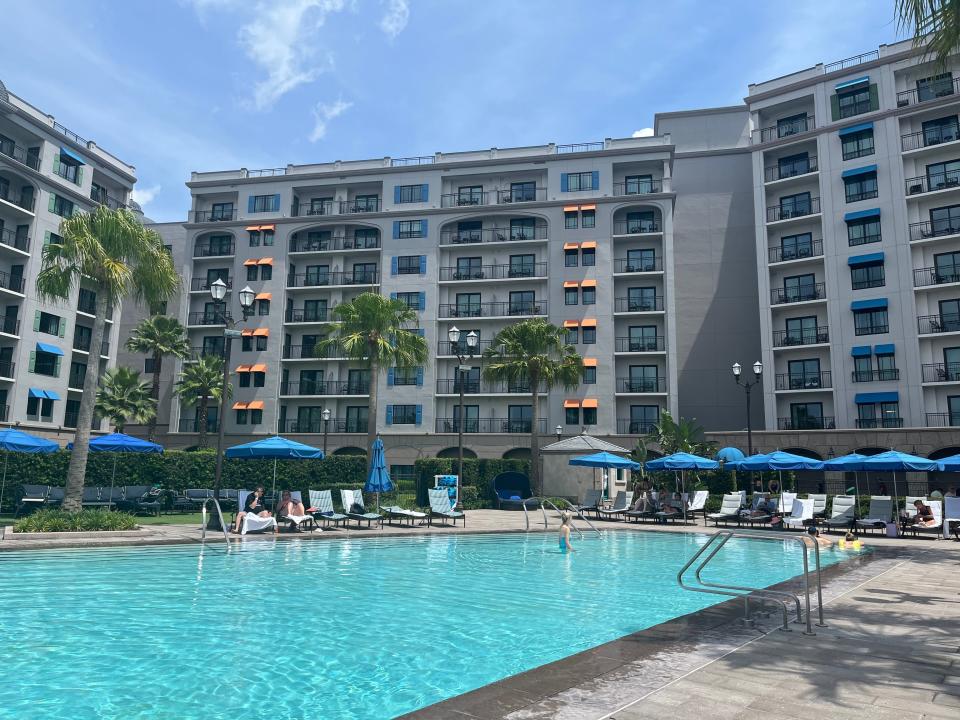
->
2;512;959;719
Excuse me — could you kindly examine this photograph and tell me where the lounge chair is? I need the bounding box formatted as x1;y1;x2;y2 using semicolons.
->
782;497;814;530
492;471;534;510
184;488;212;510
822;495;857;532
46;487;64;506
574;488;602;517
707;493;743;526
81;487;110;508
340;489;381;528
741;495;774;526
381;504;428;527
15;484;48;517
808;493;828;519
655;493;689;523
943;496;960;540
905;500;943;538
903;496;926;524
103;486;124;509
625;494;657;523
778;491;797;516
115;485;152;514
234;490;278;535
309;490;348;528
688;490;709;520
596;491;633;521
427;487;466;527
277;491;317;532
855;496;893;535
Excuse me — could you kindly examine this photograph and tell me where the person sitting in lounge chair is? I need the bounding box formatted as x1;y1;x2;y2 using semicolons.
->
630;489;656;513
903;499;937;528
806;525;833;548
276;490;310;532
234;486;273;533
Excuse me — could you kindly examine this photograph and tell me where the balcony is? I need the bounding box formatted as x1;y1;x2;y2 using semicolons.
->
901;124;960;152
287;270;379;288
434;418;547;434
282;344;349;360
439;225;548;245
922;363;960;383
614;296;664;313
613;336;665;353
612;220;662;235
613;179;663;195
340;198;381;214
770;283;826;305
435;379;542;395
914;266;960;288
616;377;667;393
766;197;821;223
613;257;663;273
774;371;832;391
926;412;960;427
187;312;225;326
0;360;14;379
495;187;546;204
289;234;380;252
896;76;960;108
193;241;235;258
186;346;224;361
616;419;658;435
280;380;369;396
856;417;904;429
282;418;367;433
852;369;900;383
768;240;823;264
0;270;25;295
0;186;35;213
0;315;19;336
764;155;818;183
772;327;829;347
438;263;547;281
62;410;77;428
291;200;334;217
777;416;834;430
177;417;219;433
73;337;110;356
905;171;960;197
285;308;333;323
755;115;815;144
0;139;40;171
0;227;30;254
192;209;237;223
436;339;494;356
918;313;960;334
437;301;547;319
909;220;960;242
191;277;233;293
441;192;491;208
68;368;86;388
90;189;127;210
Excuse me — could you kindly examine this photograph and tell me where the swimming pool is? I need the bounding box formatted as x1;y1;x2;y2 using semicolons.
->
0;532;845;719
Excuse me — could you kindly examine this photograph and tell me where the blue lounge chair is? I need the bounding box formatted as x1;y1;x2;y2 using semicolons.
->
309;490;348;528
340;489;381;528
427;488;466;527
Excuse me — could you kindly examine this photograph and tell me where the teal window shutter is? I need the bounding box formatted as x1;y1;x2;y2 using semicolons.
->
386;405;393;425
387;368;395;386
392;221;400;239
391;257;398;276
54;356;61;377
76;166;83;186
247;195;256;213
53;155;61;176
591;171;599;190
415;405;422;426
419;255;426;274
418;291;425;310
33;310;40;331
420;219;427;237
394;186;402;204
421;184;429;202
271;194;280;212
416;329;424;337
830;94;840;121
28;351;35;373
58;317;65;338
415;367;423;386
48;193;56;213
868;84;879;112
560;173;568;192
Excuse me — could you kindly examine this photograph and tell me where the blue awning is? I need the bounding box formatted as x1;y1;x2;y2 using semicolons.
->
45;390;61;401
848;252;885;266
844;208;880;222
838;122;873;137
835;76;869;90
841;164;878;178
851;298;888;311
851;346;872;357
36;342;64;356
855;391;899;404
28;388;46;398
59;146;86;165
874;343;895;354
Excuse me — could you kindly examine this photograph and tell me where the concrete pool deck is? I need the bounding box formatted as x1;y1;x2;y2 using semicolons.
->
1;512;958;719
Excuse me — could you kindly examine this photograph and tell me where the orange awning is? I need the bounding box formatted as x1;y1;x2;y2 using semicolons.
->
562;242;580;250
581;279;597;288
247;400;265;410
582;398;598;409
563;205;579;212
255;292;272;300
563;281;579;288
250;364;268;373
241;329;254;336
244;225;261;232
580;241;598;249
252;328;269;337
258;224;275;232
234;365;251;373
563;399;581;409
583;358;598;367
562;320;579;328
243;259;258;266
232;401;248;410
257;257;274;265
581;318;597;327
579;204;596;211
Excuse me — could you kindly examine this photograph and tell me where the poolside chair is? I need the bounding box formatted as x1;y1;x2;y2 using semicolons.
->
782;497;814;530
688;490;709;521
855;496;893;535
492;471;533;510
184;488;212;510
905;500;943;538
707;493;743;527
340;489;382;528
807;493;828;519
740;494;774;526
81;487;110;508
116;485;152;514
574;488;602;517
309;490;348;528
103;486;124;509
822;495;857;533
625;494;657;523
943;496;960;540
46;487;64;506
654;493;689;524
903;496;927;523
234;490;278;535
595;491;633;521
778;491;797;516
15;484;48;517
427;487;466;527
381;504;428;527
276;491;317;532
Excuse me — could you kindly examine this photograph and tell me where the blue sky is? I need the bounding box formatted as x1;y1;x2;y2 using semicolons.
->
0;0;904;221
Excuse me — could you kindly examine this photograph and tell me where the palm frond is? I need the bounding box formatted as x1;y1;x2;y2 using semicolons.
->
175;355;229;407
897;0;960;67
95;367;155;431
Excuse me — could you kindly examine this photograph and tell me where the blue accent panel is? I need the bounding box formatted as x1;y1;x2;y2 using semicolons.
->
847;252;885;266
415;367;423;386
874;343;895;354
844;208;881;221
414;328;424;337
394;186;401;204
390;257;398;276
247;195;255;213
591;170;599;190
421;219;427;237
271;194;280;212
392;221;400;239
835;75;869;90
415;405;422;426
385;406;393;425
59;146;86;164
851;346;872;357
421;184;429;202
841;164;878;178
28;388;45;398
851;298;888;311
855;391;898;404
419;255;426;274
838;122;873;137
387;368;394;386
418;291;425;310
36;342;64;356
560;173;568;192
44;390;61;401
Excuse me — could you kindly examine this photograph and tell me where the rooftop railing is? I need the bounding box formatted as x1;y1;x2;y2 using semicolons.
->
823;50;878;74
556;142;604;154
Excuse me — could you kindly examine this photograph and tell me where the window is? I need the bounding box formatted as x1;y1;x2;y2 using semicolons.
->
26;396;54;420
857;401;901;428
257;336;267;351
777;113;809;138
451;404;479;432
949;395;960;426
784;316;820;345
565;249;578;267
242;336;253;352
565;407;580;425
627;286;658;311
509;254;535;278
249;231;260;247
853;355;873;382
581;209;595;228
783;273;817;303
922;115;959;147
850;261;885;290
396;184;426;203
456;293;481;317
509;217;536;240
841;128;875;160
253;371;265;388
565;327;578;344
582;327;596;344
202;336;224;356
397;256;421;275
455;257;482;280
308;197;333;216
935;250;960;284
397;220;426;239
779;233;814;261
510;182;537;202
777;153;810;178
33;350;59;377
629;405;659;433
455;220;482;243
628;365;659;392
847;216;881;246
787;358;821;389
565;211;578;229
352;262;377;284
939;298;960;331
391;404;418;424
583;366;596;384
250;409;263;425
239;371;250;388
509;290;535;314
249;194;280;213
626;211;657;234
507;405;532;433
353;228;378;248
917;73;954;102
456;185;483;206
854;308;888;335
582;286;596;304
395;292;422;310
45;231;63;246
582;407;597;425
210;202;234;221
930;204;960;236
257;299;270;316
629;325;659;351
565;288;578;305
790;402;824;429
37;312;62;336
564;172;596;192
353;194;379;213
625;174;654;194
247;265;258;281
836;84;873;119
876;352;897;380
49;194;75;218
581;247;595;266
393;367;419;386
779;192;812;219
54;153;81;183
236;409;248;425
260;265;272;281
844;171;878;203
927;159;960;191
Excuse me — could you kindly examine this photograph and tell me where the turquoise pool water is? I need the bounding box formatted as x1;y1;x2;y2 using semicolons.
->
0;532;845;719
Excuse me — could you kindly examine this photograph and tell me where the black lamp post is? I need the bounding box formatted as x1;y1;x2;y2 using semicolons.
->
732;360;763;457
448;325;478;510
322;407;331;455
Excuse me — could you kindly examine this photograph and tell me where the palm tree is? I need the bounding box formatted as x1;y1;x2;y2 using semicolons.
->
175;355;229;449
897;1;960;66
482;319;583;496
36;206;177;511
644;411;717;457
321;292;428;463
94;367;155;432
125;315;190;440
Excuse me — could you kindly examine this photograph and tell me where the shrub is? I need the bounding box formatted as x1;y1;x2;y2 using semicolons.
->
13;509;138;533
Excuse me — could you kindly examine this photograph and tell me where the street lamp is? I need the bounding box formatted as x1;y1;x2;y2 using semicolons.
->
208;279;255;528
555;425;562;442
448;325;478;510
732;360;763;457
322;407;331;454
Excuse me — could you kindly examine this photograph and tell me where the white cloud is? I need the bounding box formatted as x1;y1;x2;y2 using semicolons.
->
632;128;654;138
309;98;353;141
131;184;161;208
379;0;409;38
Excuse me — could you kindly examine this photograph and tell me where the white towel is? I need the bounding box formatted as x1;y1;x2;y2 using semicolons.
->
283;514;313;525
242;514;278;535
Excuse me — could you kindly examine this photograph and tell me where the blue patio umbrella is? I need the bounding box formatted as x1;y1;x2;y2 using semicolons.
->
645;453;719;523
225;435;324;500
737;450;824;471
569;452;641;500
823;452;867;499
69;433;163;508
0;429;59;513
936;453;960;472
716;447;745;464
363;437;393;512
719;452;767;471
855;450;942;515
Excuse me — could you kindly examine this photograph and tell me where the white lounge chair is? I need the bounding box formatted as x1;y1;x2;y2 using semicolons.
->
235;490;278;535
707;493;743;526
855;496;893;535
778;491;797;516
277;490;317;532
807;493;828;518
427;487;466;527
688;490;709;520
782;497;814;530
596;491;633;521
309;489;348;528
905;500;943;537
943;496;960;540
340;489;382;528
382;504;427;527
822;495;856;532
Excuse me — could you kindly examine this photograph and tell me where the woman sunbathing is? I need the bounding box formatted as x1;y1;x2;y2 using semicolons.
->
277;491;308;532
910;499;936;528
234;486;274;533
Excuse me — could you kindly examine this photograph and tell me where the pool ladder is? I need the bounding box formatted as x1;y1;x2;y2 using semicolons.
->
200;497;231;549
521;496;602;538
677;529;825;635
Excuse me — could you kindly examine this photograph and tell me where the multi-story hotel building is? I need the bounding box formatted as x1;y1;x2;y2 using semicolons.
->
0;78;136;436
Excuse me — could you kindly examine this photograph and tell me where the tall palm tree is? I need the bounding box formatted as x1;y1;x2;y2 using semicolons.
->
897;1;960;66
125;315;190;440
175;355;229;449
482;319;583;496
94;367;155;432
36;206;177;511
320;292;428;464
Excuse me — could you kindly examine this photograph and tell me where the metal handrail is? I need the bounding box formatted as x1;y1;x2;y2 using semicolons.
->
200;497;231;547
521;496;602;538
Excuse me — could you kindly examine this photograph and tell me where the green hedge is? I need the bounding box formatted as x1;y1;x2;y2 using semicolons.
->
413;458;530;509
13;509;138;533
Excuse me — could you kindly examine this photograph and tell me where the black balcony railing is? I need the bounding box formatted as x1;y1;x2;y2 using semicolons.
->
909;220;960;241
614;257;663;273
849;232;882;247
439;225;548;245
289;234;380;252
855;323;889;336
851;275;884;290
287;270;379;287
340;198;381;214
613;179;663;196
0;360;14;378
178;417;220;433
291;200;334;217
914;266;960;287
764;155;818;183
187;346;224;360
0;270;25;294
434;418;548;434
441;192;490;208
612;219;662;235
193;241;235;257
614;296;664;312
616;419;659;435
495;187;546;203
852;369;900;383
0;227;30;253
856;417;904;429
838;99;873;119
905;171;960;196
191;277;233;292
756;115;815;144
0;186;34;212
772;327;829;347
0;315;19;336
280;380;369;396
435;379;541;394
774;371;832;390
770;283;826;304
68;368;86;388
901;124;960;152
926;412;960;427
282;344;350;359
768;240;823;264
0;139;40;170
922;363;960;383
72;337;110;356
192;209;237;223
766;197;821;222
438;263;548;281
824;50;878;74
187;312;225;326
777;416;834;430
282;418;368;433
896;76;960;108
436;340;494;356
616;377;667;393
918;313;960;334
285;308;333;323
438;301;547;318
614;336;665;352
90;190;127;210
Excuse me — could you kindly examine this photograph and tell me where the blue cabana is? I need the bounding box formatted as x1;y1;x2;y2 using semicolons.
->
0;429;59;512
645;452;719;471
69;433;163;508
363;437;393;512
225;435;324;499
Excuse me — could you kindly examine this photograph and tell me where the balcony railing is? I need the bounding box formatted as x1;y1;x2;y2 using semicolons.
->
768;240;823;264
613;179;663;195
852;369;900;383
0;140;40;170
616;377;667;393
922;363;960;383
280;380;369;396
285;308;333;323
824;50;878;74
72;337;110;356
187;312;225;326
766;197;821;222
441;192;490;208
282;344;349;359
901;124;960;152
438;263;548;281
192;209;237;223
756;115;815;144
90;190;127;210
0;360;14;378
495;187;546;203
909;220;960;241
0;187;35;212
191;277;233;292
289;234;380;252
434;418;547;434
849;232;882;247
0;315;20;336
613;220;662;235
614;257;663;273
614;296;664;313
896;76;960;108
68;368;86;388
340;198;381;214
918;313;960;334
856;417;904;429
914;266;960;288
436;339;494;356
435;379;541;394
770;283;826;305
0;270;25;294
838;99;873;119
438;301;547;318
774;371;832;390
616;419;658;435
187;346;224;360
0;227;30;253
291;200;334;217
439;225;548;245
193;241;235;257
614;336;665;352
764;155;818;183
777;416;834;430
178;417;219;433
926;412;960;427
287;270;378;287
772;327;829;347
905;171;960;196
281;418;368;433
855;323;889;336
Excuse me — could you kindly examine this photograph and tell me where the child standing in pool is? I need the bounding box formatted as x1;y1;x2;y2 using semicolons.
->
559;511;575;553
